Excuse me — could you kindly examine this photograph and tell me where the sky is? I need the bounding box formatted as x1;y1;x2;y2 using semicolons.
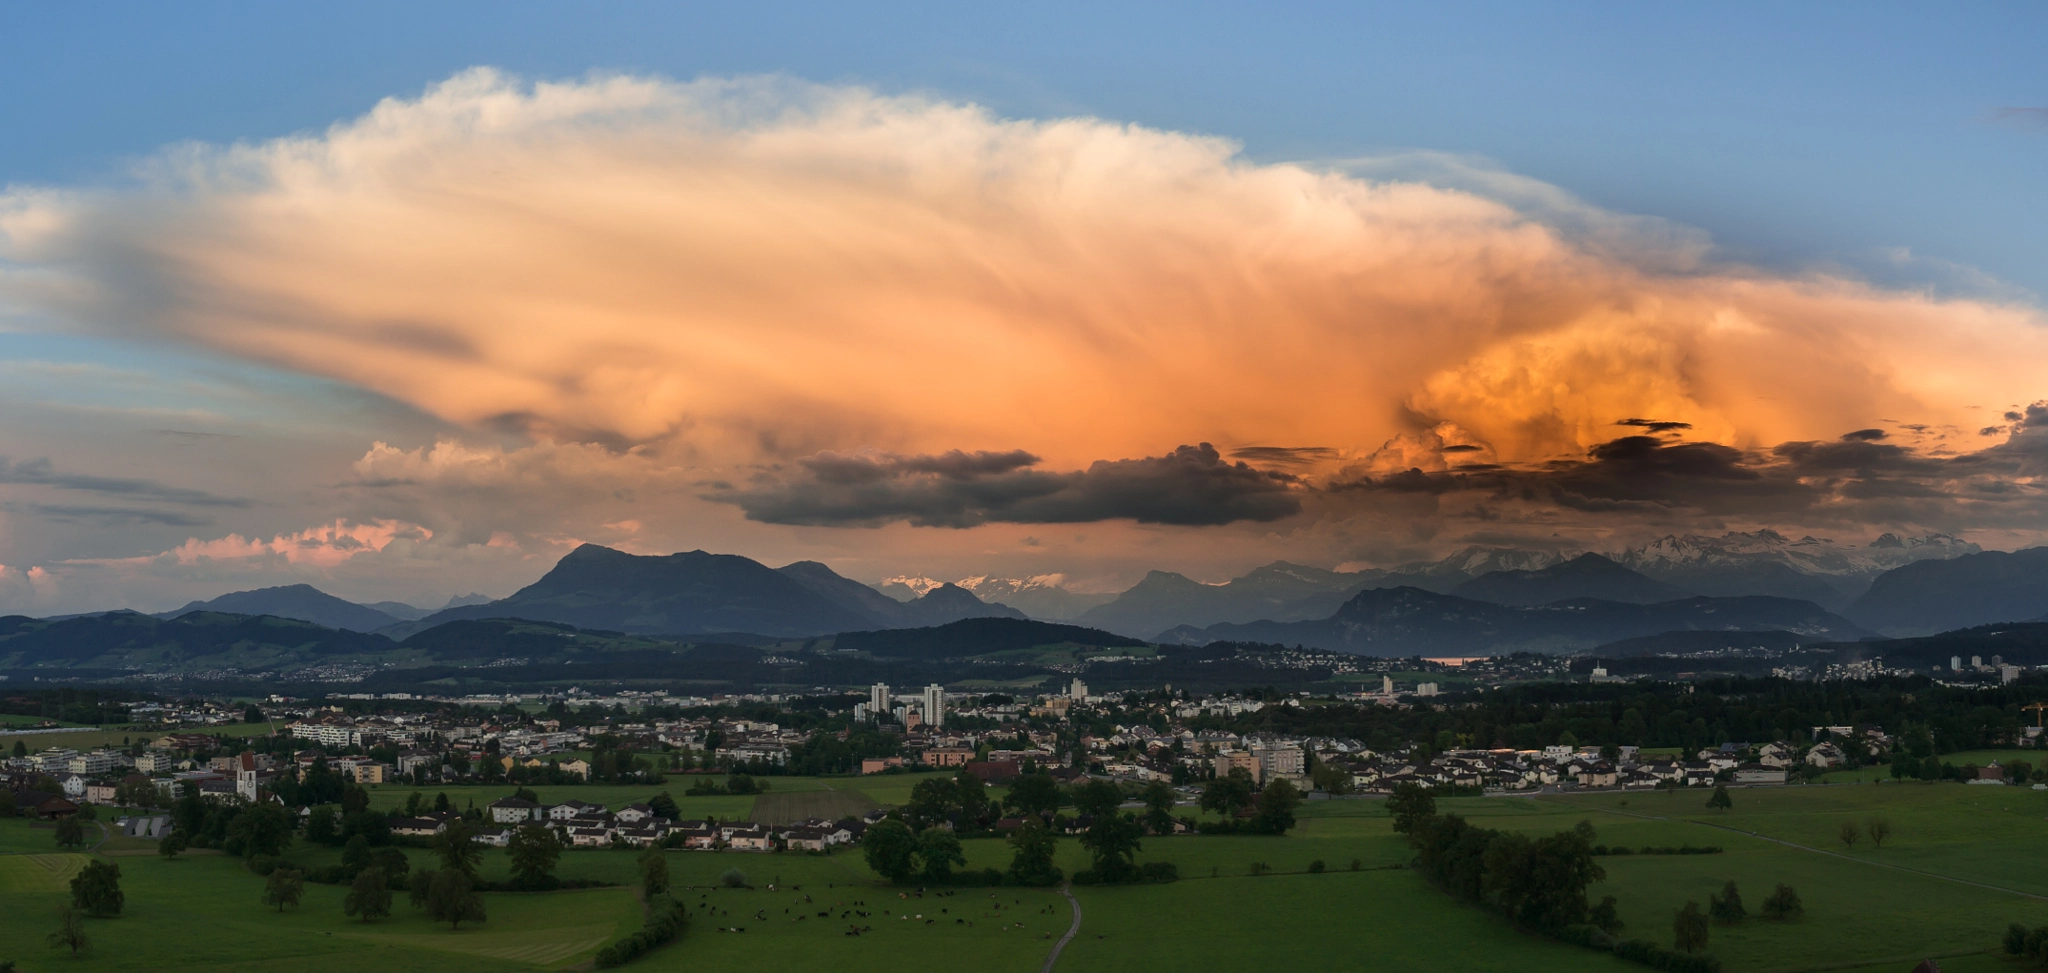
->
1;4;2045;614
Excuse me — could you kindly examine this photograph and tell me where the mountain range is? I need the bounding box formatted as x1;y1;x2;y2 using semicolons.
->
385;545;1022;639
97;531;2034;650
1159;586;1875;656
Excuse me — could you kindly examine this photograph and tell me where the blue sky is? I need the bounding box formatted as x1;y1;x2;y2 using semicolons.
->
5;3;2044;294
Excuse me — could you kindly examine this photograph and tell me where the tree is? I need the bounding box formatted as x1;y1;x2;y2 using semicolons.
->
905;778;960;830
54;815;85;850
342;834;373;876
1254;778;1302;834
70;860;123;917
1590;895;1623;933
1199;770;1255;818
638;847;670;896
1386;782;1436;834
158;830;188;860
506;824;562;891
404;791;425;816
1867;817;1892;849
372;847;411;884
424;869;486;930
862;819;919;883
304;806;339;846
345;866;392;922
911;828;964;883
433;819;483;877
1141;781;1176;835
1708;880;1745;923
262;867;305;912
11;739;25;759
1006;818;1063;886
1080;813;1143;884
1673;900;1709;952
1071;780;1123;818
244;704;266;724
649;791;681;820
1760;883;1804;920
410;868;437;910
228;802;294;858
1006;773;1061;817
46;904;89;958
1837;821;1860;850
954;770;989;822
1706;784;1732;811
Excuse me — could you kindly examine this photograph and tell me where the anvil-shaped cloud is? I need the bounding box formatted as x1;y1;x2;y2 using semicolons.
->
3;69;2046;545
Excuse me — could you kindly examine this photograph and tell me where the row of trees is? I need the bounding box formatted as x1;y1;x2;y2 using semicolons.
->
1207;674;2048;756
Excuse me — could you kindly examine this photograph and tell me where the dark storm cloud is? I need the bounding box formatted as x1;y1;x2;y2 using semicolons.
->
0;457;249;507
714;443;1301;527
1615;418;1694;434
1329;401;2048;534
1230;446;1338;469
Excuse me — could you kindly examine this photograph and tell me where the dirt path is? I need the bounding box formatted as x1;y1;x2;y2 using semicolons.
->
1041;884;1082;973
1542;797;2048;902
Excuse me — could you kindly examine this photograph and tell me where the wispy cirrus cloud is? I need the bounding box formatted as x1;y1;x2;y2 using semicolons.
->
0;456;247;507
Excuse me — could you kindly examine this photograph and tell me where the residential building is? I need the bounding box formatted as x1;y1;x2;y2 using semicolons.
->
869;683;891;719
487;797;542;824
921;747;974;768
923;684;946;728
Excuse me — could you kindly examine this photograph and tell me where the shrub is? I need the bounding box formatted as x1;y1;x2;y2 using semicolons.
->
1759;883;1803;921
1137;861;1178;883
246;854;284;877
719;868;748;889
2008;922;2031;956
594;893;687;968
1349;858;1362;871
1707;881;1745;924
1308;859;1326;874
1248;861;1270;876
1614;938;1723;973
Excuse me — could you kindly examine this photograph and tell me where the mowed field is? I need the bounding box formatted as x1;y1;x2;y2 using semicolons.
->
4;778;2044;971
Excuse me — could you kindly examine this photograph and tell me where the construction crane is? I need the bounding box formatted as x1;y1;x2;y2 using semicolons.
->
2024;701;2048;728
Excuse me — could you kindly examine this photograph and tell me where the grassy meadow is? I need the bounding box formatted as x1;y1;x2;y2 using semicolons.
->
1;777;2042;971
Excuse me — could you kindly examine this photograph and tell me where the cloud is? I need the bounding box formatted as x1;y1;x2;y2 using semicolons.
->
1616;418;1694;434
0;456;248;507
98;519;435;569
1334;403;2048;532
2;68;2044;484
4;503;213;527
715;443;1300;527
1229;446;1338;469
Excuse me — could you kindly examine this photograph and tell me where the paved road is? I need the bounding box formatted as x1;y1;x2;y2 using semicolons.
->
1041;884;1082;973
1543;797;2048;902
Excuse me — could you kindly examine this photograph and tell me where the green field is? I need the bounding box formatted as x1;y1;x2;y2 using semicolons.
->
2;779;2042;971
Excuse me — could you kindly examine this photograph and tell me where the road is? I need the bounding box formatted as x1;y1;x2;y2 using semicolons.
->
1041;884;1083;972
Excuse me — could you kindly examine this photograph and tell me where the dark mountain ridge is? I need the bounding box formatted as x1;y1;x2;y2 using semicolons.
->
1846;547;2048;637
1452;553;1691;607
393;544;1018;639
158;584;402;633
1160;586;1871;656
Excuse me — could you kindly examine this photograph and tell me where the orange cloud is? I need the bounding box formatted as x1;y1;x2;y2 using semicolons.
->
102;519;431;569
3;69;2045;484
